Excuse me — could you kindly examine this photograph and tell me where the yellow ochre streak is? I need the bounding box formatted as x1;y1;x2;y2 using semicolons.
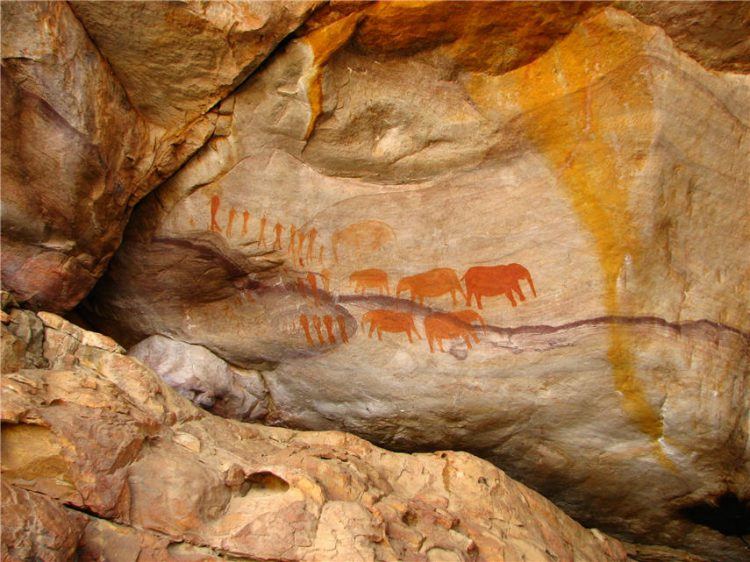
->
501;12;675;470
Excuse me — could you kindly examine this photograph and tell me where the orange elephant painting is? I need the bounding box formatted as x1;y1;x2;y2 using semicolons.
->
424;311;481;353
463;263;536;309
396;268;466;306
349;268;389;295
361;310;421;343
332;220;396;263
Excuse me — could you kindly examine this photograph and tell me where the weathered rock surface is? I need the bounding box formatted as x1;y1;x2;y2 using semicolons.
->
0;1;316;313
128;334;269;421
0;305;629;561
69;0;321;130
85;5;750;560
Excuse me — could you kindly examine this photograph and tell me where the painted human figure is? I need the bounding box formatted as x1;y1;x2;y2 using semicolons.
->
299;314;314;346
241;210;250;236
210;195;221;232
226;208;237;237
311;315;325;345
273;221;283;250
323;315;336;344
288;225;297;254
307;228;318;264
258;215;268;246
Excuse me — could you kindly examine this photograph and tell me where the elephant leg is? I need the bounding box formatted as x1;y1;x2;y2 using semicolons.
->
369;323;376;338
438;339;445;352
463;334;472;349
466;290;472;307
377;329;383;341
407;330;413;343
450;290;457;306
476;294;483;309
471;330;480;344
428;336;434;353
514;281;526;302
505;290;517;307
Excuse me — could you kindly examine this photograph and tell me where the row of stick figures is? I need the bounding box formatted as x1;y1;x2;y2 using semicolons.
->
210;195;325;267
299;313;349;347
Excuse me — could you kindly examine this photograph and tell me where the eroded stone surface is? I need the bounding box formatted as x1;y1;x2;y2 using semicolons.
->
0;308;628;561
85;7;750;560
128;334;269;421
0;1;317;313
69;0;321;130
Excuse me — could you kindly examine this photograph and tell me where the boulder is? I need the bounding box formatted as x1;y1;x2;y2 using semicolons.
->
85;6;750;559
128;334;269;421
0;307;628;561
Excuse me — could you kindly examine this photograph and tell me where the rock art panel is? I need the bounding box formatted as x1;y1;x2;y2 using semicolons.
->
86;6;750;560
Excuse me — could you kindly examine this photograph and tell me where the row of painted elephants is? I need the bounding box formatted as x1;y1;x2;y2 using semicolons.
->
349;264;537;309
362;308;487;353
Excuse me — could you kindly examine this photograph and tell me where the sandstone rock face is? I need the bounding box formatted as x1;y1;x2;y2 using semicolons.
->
128;334;269;421
0;306;629;561
69;0;321;130
1;1;316;313
86;6;750;560
1;1;151;312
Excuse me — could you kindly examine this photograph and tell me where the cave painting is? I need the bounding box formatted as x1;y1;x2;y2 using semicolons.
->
297;230;307;266
258;215;268;246
321;269;331;292
349;268;389;295
463;263;536;309
396;268;466;306
362;310;421;343
336;315;349;343
300;314;314;346
451;309;486;333
311;315;325;345
300;313;350;347
226;207;237;237
273;221;283;250
306;271;320;306
210;195;222;233
332;220;396;263
307;228;318;264
323;315;336;344
288;225;297;253
241;210;250;236
424;311;483;353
